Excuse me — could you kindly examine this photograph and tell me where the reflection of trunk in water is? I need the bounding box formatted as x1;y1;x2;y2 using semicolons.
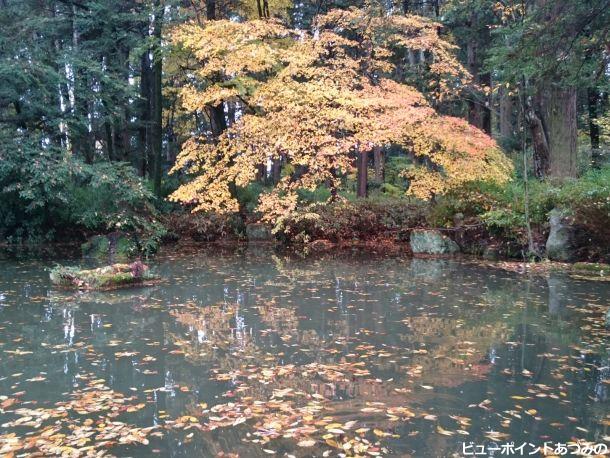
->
547;274;568;316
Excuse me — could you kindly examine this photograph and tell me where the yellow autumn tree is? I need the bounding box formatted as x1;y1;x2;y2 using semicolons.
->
169;9;512;223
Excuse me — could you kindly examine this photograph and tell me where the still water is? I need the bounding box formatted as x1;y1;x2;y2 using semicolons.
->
0;247;608;457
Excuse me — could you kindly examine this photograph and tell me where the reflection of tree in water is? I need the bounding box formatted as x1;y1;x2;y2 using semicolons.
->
160;269;522;456
400;316;510;387
257;299;299;332
464;273;610;447
169;303;255;364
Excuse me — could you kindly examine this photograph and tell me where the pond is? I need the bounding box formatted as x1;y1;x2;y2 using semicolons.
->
0;247;608;457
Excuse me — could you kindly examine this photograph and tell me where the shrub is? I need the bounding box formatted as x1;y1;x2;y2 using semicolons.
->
0;145;165;253
165;211;245;242
0;143;76;242
428;166;610;257
557;166;610;252
274;197;427;244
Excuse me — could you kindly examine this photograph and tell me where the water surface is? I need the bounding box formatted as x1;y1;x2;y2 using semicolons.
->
0;247;608;457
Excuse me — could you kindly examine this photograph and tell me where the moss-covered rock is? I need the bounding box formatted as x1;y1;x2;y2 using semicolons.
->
410;229;460;255
50;261;159;290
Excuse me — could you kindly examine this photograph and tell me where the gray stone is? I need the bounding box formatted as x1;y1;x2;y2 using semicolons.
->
453;212;465;227
245;223;273;242
545;208;576;261
482;245;501;260
409;229;460;255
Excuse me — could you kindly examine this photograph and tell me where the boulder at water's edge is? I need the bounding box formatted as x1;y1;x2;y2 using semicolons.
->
410;229;460;255
546;208;576;262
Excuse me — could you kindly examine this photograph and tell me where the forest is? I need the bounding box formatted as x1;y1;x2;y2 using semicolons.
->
1;0;609;261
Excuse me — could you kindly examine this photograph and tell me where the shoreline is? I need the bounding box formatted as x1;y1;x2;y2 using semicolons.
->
3;238;606;281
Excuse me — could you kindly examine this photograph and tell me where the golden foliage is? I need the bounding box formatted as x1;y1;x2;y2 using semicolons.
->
169;10;512;222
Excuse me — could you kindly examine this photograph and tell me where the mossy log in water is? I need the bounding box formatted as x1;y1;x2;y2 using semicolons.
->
50;261;159;290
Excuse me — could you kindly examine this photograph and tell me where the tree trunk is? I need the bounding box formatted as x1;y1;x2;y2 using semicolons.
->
527;0;578;178
329;168;338;201
207;104;226;138
105;114;115;161
138;51;151;177
536;86;577;178
466;39;492;135
479;72;492;135
272;156;282;184
466;40;479;131
499;86;514;141
118;46;132;162
432;0;439;16
255;163;266;183
69;4;94;163
206;0;216;20
587;87;602;167
206;0;227;141
165;101;177;164
151;0;164;197
356;149;368;198
51;4;70;149
525;102;551;178
226;101;236;126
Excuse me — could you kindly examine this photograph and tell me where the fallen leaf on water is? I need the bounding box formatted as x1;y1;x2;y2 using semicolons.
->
436;426;454;436
297;439;316;447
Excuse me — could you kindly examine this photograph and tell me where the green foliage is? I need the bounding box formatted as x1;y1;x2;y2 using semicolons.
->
0;141;164;253
65;162;155;230
81;235;113;259
485;0;610;88
297;186;332;204
479;208;527;239
0;142;76;242
377;183;404;197
236;182;268;214
0;0;171;251
432;179;555;224
383;156;411;191
430;166;610;252
555;166;610;248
